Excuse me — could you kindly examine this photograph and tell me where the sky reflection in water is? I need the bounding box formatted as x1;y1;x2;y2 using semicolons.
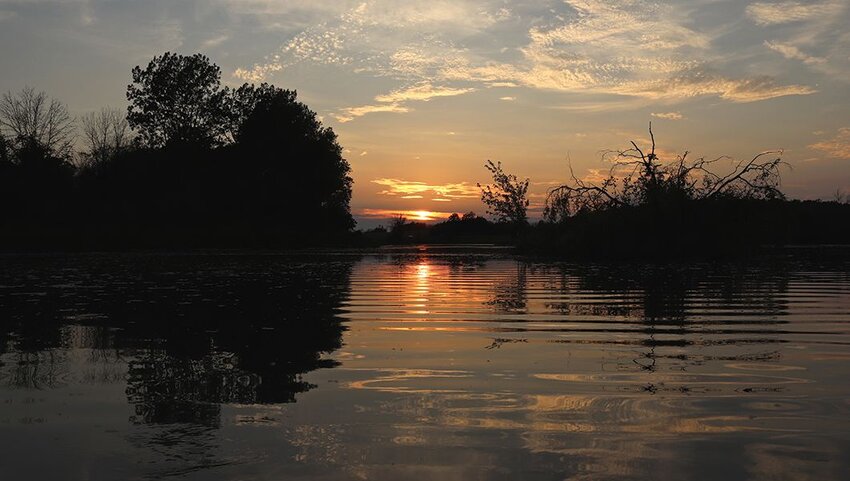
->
0;250;849;480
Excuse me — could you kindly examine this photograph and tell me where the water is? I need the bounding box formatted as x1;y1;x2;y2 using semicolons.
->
1;249;849;480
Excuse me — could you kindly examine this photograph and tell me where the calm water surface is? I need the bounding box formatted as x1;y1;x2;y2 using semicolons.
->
1;249;849;480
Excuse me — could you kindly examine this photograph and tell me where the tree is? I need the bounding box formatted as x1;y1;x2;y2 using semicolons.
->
126;52;232;148
544;124;786;222
478;160;529;224
80;107;132;168
0;87;75;159
233;84;355;232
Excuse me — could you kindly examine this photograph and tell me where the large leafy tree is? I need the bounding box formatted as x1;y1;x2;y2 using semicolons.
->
233;83;354;232
126;52;232;148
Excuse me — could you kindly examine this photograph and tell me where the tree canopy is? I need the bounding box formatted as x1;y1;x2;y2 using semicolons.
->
478;160;530;225
126;52;233;149
232;83;355;232
1;53;355;248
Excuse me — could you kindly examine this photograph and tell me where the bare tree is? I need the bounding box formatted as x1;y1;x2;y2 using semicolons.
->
479;160;529;224
0;87;75;158
544;124;787;222
80;107;131;167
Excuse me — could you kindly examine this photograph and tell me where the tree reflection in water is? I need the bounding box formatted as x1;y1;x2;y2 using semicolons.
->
0;253;357;426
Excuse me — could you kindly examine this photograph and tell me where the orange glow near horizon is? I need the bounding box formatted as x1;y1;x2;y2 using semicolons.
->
411;210;434;221
358;208;453;223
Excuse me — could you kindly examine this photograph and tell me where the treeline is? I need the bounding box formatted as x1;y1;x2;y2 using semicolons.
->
475;127;850;259
0;52;354;249
526;198;850;259
359;212;517;245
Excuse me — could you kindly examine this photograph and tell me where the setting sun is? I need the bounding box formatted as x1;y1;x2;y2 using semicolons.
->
412;210;435;222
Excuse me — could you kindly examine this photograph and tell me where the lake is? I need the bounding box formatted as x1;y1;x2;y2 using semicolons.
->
1;248;849;480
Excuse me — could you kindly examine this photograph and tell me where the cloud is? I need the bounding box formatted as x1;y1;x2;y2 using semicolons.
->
621;73;815;102
745;1;841;26
234;0;820;120
499;96;516;101
651;112;684;120
374;83;475;103
201;34;230;49
809;128;850;159
357;208;454;221
372;178;480;199
231;0;507;82
764;41;826;65
333;103;410;123
435;1;813;104
334;82;474;122
234;63;283;83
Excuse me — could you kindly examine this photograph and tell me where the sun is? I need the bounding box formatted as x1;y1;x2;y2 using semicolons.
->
411;210;434;221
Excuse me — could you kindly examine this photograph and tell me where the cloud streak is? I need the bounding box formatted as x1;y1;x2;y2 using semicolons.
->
372;178;480;200
651;112;684;120
745;1;841;26
809;128;850;160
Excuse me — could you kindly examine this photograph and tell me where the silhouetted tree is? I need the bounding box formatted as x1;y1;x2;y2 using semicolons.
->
479;160;529;225
0;133;10;165
390;215;408;233
126;52;232;148
544;124;786;222
79;107;132;169
0;87;75;159
0;89;76;235
232;84;354;234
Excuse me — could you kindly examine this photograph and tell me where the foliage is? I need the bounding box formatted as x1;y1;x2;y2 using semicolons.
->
1;52;355;248
232;83;354;231
478;160;530;224
544;124;786;222
126;52;233;148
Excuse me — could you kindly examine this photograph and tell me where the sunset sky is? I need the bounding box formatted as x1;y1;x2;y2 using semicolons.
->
1;0;848;227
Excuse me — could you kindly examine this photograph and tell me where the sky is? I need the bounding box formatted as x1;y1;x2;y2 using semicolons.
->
1;0;848;227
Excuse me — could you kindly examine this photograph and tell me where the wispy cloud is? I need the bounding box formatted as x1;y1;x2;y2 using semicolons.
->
333;82;474;122
621;73;815;102
201;34;230;49
745;1;841;26
372;178;479;200
651;112;684;120
333;103;410;123
374;83;474;103
765;41;826;65
235;0;816;117
809;128;850;159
